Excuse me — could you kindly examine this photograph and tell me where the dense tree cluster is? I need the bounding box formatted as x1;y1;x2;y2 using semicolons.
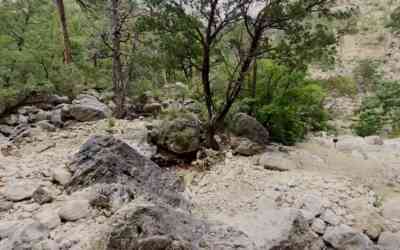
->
0;0;355;146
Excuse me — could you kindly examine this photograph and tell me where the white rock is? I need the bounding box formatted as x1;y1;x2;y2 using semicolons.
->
33;239;59;250
7;220;50;250
382;197;400;222
300;194;323;218
321;209;340;226
51;168;72;186
259;152;296;171
35;209;61;230
2;181;39;201
364;136;384;145
58;200;90;221
312;218;326;234
323;224;375;250
378;231;400;250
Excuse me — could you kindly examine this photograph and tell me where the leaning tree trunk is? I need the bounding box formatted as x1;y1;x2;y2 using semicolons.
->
250;59;258;116
111;0;126;118
55;0;72;64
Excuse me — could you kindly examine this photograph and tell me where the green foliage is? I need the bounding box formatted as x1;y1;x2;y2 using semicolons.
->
353;59;382;93
320;76;358;97
388;6;400;33
354;80;400;137
237;60;328;145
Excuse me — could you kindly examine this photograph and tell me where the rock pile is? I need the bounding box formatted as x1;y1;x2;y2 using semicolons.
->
0;93;111;147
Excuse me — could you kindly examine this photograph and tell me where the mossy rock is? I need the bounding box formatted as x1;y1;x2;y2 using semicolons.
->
151;113;201;155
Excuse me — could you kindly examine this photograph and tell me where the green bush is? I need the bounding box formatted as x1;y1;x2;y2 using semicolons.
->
320;76;358;97
353;59;382;93
236;60;328;145
354;80;400;137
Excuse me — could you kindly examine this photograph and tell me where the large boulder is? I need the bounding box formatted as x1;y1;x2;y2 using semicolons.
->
323;224;376;250
261;208;321;250
66;135;186;208
58;200;91;222
69;94;111;122
0;220;49;250
149;113;201;155
231;113;269;145
101;200;255;250
2;180;39;202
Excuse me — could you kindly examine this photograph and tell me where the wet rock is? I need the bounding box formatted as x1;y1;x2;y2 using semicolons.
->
378;231;400;250
231;113;269;145
149;113;201;155
69;94;111;122
58;200;91;222
32;187;53;205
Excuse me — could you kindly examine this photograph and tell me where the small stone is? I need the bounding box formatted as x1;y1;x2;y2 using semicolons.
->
311;218;326;234
321;209;340;226
35;209;61;230
36;121;56;132
32;187;53;205
364;136;384;145
58;200;90;221
3;181;38;202
0;200;13;212
51;168;72;186
33;239;59;250
300;194;323;218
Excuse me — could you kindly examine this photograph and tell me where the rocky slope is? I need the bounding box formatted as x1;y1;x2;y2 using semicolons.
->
312;0;400;80
0;115;400;249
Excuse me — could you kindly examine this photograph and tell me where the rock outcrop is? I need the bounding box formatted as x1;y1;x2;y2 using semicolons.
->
149;113;201;155
231;113;269;145
69;94;111;122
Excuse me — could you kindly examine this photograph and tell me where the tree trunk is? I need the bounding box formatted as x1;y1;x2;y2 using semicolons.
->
111;0;126;118
55;0;72;64
205;122;219;150
250;59;258;115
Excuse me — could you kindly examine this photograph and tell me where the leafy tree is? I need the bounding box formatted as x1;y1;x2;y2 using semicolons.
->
145;0;340;148
354;80;400;137
237;60;328;145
